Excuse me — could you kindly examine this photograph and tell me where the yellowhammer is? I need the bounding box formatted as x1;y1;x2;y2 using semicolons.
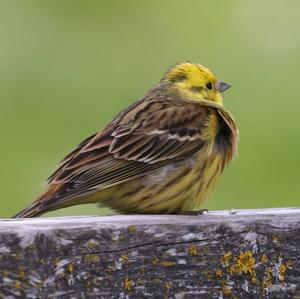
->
13;62;238;218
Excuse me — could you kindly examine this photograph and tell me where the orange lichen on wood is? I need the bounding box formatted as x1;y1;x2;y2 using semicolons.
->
124;277;133;291
222;283;232;296
278;263;287;282
120;255;129;264
221;251;232;267
286;260;293;269
67;263;74;273
262;267;273;289
215;268;223;277
261;254;268;264
236;251;256;283
188;245;198;256
14;280;21;290
164;282;172;289
160;261;175;267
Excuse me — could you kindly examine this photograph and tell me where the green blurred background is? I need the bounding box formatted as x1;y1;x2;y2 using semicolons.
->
1;1;299;218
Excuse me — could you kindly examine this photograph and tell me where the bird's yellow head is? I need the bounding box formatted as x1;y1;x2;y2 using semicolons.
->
162;62;230;106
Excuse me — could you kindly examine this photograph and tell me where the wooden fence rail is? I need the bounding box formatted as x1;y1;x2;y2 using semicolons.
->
0;208;300;298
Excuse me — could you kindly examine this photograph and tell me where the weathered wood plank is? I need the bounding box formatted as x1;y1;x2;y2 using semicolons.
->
0;208;300;298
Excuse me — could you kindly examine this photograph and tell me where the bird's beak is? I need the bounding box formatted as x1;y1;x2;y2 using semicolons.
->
217;81;231;93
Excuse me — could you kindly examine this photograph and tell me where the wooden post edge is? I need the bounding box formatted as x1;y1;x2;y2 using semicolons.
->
0;208;299;298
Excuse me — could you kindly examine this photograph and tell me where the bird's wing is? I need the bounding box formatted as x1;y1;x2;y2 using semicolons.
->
47;133;97;183
38;98;234;205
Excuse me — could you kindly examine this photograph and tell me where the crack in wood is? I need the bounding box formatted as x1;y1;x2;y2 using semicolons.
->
0;208;299;298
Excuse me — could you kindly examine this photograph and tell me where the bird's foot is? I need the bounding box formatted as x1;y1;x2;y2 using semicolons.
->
182;209;209;216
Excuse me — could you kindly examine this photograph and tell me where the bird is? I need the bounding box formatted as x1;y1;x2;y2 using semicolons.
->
13;62;238;218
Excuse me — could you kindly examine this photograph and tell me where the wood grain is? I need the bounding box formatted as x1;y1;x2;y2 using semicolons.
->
0;208;300;298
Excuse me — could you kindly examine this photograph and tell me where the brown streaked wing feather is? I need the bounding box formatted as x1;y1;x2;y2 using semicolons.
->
47;133;97;183
40;97;224;209
45;160;172;204
49;131;114;183
107;99;212;164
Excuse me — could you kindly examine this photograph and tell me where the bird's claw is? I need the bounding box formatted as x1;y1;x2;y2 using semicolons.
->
183;209;209;216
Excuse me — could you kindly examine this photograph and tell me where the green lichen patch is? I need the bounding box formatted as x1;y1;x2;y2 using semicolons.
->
127;225;137;233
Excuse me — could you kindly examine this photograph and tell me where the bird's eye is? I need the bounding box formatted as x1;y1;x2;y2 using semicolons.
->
206;82;213;90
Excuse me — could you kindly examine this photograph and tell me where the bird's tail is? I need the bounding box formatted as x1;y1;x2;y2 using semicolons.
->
12;183;99;218
12;202;45;218
12;184;65;218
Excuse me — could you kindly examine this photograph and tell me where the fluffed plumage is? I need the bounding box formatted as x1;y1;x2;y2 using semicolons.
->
13;62;238;218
